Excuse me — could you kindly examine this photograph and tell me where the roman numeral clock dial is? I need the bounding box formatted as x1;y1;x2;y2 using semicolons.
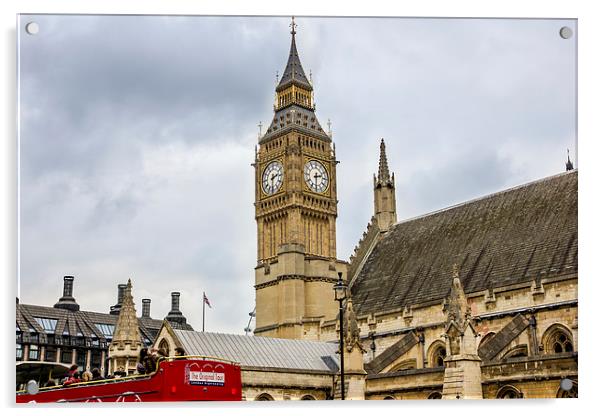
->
262;161;284;195
304;160;329;193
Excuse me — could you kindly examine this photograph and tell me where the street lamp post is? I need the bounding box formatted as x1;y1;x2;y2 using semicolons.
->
333;272;347;400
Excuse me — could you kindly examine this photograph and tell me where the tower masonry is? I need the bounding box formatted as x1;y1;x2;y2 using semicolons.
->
253;18;347;340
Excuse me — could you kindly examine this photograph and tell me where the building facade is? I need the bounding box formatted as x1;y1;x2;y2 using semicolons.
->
249;21;578;399
16;19;577;400
253;19;347;340
16;276;193;386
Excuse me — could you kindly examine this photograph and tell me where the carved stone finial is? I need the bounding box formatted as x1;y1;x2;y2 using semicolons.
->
343;299;364;352
446;264;468;327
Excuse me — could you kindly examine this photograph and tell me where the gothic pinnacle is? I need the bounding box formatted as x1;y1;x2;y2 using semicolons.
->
378;139;391;184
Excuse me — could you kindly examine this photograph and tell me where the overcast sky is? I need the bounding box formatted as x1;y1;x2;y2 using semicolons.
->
17;15;576;334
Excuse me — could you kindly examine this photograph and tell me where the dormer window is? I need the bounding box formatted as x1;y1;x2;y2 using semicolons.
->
34;317;58;334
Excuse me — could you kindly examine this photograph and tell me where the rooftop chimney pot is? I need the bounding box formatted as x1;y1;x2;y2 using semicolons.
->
54;275;80;312
171;292;181;312
142;298;151;318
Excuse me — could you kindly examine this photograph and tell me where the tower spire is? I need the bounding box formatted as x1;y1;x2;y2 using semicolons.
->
377;138;391;184
108;278;142;375
373;139;397;231
276;17;312;93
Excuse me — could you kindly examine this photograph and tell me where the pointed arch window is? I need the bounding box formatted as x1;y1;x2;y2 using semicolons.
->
542;324;574;354
427;341;447;368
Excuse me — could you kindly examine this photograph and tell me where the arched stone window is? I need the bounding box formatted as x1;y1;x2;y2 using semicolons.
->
496;385;523;399
255;393;274;401
158;339;170;356
542;324;574;354
301;395;316;400
427;392;442;399
427;341;447;368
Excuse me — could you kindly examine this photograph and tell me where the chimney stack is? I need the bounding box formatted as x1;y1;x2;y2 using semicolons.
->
53;275;80;312
110;283;128;315
63;275;74;297
117;284;127;304
165;291;192;330
170;292;180;312
142;298;151;318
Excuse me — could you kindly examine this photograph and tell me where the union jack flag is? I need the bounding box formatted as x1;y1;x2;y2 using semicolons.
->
203;292;212;308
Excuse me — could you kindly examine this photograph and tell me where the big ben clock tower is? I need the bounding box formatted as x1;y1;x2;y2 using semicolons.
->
253;18;347;340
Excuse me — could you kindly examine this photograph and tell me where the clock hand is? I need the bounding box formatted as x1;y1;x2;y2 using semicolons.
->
313;172;322;184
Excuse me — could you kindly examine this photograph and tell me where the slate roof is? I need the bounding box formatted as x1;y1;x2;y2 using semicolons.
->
276;31;312;92
174;329;339;372
17;303;166;344
351;170;578;317
261;104;329;143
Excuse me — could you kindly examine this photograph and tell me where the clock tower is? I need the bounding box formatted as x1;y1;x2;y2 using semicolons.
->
253;18;346;340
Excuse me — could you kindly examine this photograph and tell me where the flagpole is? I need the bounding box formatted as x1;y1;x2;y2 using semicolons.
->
202;291;205;332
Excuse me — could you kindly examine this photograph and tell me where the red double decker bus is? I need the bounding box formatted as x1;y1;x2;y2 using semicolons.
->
16;356;242;403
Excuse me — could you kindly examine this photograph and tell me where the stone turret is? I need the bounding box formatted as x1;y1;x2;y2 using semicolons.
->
108;279;142;375
373;139;397;232
441;264;483;399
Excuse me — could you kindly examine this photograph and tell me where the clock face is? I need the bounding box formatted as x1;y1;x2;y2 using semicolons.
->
304;160;329;193
262;161;284;195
